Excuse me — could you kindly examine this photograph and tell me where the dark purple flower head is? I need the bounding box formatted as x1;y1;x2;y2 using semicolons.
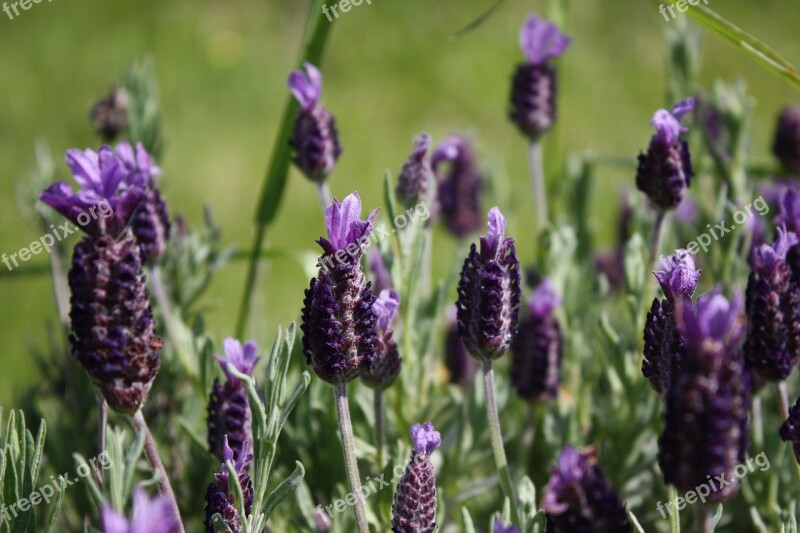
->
391;422;440;533
518;15;571;64
457;208;521;360
773;106;800;174
362;289;402;390
302;193;379;384
745;228;800;381
68;229;161;414
509;16;569;140
91;87;129;142
102;487;180;533
288;63;341;182
654;249;701;302
396;132;432;206
208;338;260;461
776;187;800;236
317;192;379;259
780;396;800;464
660;290;750;501
642;296;684;395
636;98;695;211
432;136;482;237
541;446;631;532
444;309;480;387
512;277;562;402
493;518;520;533
204;436;254;533
40;146;145;237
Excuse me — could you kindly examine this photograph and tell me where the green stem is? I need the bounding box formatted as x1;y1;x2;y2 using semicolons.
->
697;505;712;533
529;141;548;228
482;359;521;526
132;410;184;532
334;383;369;532
318;181;332;214
649;211;667;268
668;485;681;533
776;383;800;489
374;389;384;471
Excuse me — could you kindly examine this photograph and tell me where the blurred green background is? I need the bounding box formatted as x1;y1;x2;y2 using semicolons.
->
0;0;798;405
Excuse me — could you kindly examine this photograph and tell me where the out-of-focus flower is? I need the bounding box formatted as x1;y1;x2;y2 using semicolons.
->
207;338;260;461
301;192;379;383
444;308;479;387
91;87;129;142
396;133;432;206
204;437;254;533
288;62;342;182
362;289;402;389
432;136;482;237
773;106;800;174
102;487;180;533
509;15;570;139
541;446;631;532
456;207;521;360
391;422;441;533
636;98;695;211
368;246;393;295
776;187;800;236
493;518;520;533
659;290;749;502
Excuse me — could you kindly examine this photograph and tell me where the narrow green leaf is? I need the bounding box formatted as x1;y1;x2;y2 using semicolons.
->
211;513;234;533
73;454;104;510
278;372;311;433
461;507;477;533
262;461;305;520
43;485;64;533
30;421;45;487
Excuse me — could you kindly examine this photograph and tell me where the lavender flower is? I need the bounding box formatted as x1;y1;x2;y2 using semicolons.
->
780;396;800;464
456;207;521;360
301;192;379;383
541;446;631;532
207;338;260;462
744;228;800;381
642;251;702;396
511;277;562;401
509;15;570;139
659;290;749;502
102;487;180;533
368;246;393;294
391;422;441;533
773;106;800;174
91;87;129;142
362;289;402;389
636;98;695;211
444;311;479;387
288;63;342;182
493;518;520;533
432;136;482;237
314;506;332;532
396;133;432;206
776;187;800;236
204;437;254;533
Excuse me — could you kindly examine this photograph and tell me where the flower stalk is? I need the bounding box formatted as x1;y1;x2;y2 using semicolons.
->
334;383;368;532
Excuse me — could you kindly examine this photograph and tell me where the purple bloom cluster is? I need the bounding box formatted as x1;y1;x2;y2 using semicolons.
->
541;446;631;532
658;290;749;502
288;63;342;182
773;106;800;174
780;396;800;464
301;193;379;383
636;98;695;211
396;133;432;206
362;289;402;389
509;15;570;139
456;208;521;360
432;136;483;238
102;487;180;533
207;338;260;462
204;437;254;533
642;250;701;394
511;277;563;401
391;422;441;533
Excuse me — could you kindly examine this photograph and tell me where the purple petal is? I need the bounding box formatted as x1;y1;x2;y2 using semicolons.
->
670;98;696;120
131;487;180;533
222;435;234;463
101;507;131;533
322;192;378;252
519;15;570;64
410;421;441;455
373;289;401;332
650;109;686;146
527;277;560;318
479;207;508;259
65;148;102;191
288;62;322;109
653;249;701;301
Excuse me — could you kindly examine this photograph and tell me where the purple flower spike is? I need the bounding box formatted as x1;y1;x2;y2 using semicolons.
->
102;487;180;533
208;338;260;461
396;132;432;206
317;192;379;258
510;15;569;139
745;228;800;382
457;207;521;360
432;136;483;237
773;106;800;174
288;62;341;182
636;99;695;211
659;289;750;502
391;422;440;532
204;436;254;533
541;446;631;532
362;289;402;390
780;396;800;464
654;249;701;302
519;15;570;65
777;188;800;235
288;62;322;110
512;277;562;402
302;193;379;384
